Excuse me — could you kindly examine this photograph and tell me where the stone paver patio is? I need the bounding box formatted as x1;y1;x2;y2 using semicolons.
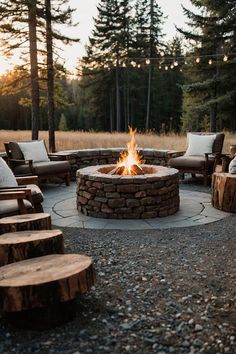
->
42;181;231;229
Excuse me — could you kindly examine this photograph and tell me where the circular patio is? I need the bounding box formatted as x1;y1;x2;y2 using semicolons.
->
42;181;232;230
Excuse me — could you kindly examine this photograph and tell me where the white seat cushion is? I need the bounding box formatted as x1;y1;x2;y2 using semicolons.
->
229;157;236;174
0;157;18;188
18;141;50;162
185;133;216;157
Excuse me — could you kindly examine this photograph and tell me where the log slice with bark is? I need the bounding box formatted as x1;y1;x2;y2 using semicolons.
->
0;213;51;235
0;230;64;266
211;172;236;212
0;254;95;328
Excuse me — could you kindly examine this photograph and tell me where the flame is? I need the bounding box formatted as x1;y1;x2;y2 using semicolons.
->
116;127;143;175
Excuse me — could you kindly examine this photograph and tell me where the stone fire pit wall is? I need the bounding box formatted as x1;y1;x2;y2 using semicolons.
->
77;165;179;219
55;148;181;180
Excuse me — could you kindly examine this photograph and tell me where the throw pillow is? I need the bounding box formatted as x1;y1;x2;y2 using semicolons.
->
229;156;236;174
185;133;216;156
18;141;50;162
0;157;18;187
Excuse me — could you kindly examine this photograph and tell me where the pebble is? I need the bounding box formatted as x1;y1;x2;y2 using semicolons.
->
0;212;235;354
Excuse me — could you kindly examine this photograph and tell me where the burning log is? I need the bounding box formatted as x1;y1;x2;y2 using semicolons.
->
109;164;144;176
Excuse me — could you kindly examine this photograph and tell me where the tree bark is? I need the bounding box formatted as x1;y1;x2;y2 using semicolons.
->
27;0;40;140
45;0;56;152
0;213;51;235
0;230;64;266
211;172;236;212
115;63;121;131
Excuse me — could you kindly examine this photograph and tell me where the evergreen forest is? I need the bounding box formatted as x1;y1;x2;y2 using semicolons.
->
0;0;235;147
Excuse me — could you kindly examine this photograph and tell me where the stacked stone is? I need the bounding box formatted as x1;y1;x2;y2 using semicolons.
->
56;149;178;180
77;165;179;219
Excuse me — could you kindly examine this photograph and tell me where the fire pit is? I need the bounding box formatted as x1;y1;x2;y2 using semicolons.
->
76;128;179;219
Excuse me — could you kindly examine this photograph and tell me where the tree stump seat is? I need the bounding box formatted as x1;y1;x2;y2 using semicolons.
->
0;230;64;266
0;254;95;329
0;213;51;235
211;172;236;212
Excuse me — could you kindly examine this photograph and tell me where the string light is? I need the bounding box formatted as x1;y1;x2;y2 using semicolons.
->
174;61;178;66
170;64;174;69
137;64;141;68
131;61;136;67
146;59;150;65
122;62;126;67
158;65;162;70
165;65;168;71
223;55;228;62
160;51;165;57
208;59;213;65
196;57;200;63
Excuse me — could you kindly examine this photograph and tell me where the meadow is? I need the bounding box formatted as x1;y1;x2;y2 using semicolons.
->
0;130;235;153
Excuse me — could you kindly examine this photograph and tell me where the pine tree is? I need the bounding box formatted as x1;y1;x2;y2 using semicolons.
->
0;0;40;139
178;0;236;131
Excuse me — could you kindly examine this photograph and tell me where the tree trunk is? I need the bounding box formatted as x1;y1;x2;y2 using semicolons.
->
27;0;40;140
145;65;152;131
45;0;56;152
145;0;154;132
115;64;121;131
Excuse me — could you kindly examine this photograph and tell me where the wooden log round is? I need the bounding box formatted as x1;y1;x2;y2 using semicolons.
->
0;213;51;235
211;172;236;212
0;254;95;313
0;230;64;266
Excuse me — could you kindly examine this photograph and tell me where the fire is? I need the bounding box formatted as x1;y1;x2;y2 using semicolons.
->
116;127;143;175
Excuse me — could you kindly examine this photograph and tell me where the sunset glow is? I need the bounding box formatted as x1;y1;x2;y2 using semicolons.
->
0;57;13;75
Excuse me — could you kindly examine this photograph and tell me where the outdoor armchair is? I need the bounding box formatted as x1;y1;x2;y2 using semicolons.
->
168;132;225;185
5;140;70;186
0;157;44;217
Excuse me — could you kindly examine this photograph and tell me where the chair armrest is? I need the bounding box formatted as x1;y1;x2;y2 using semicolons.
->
48;153;70;161
16;176;39;186
0;190;27;200
0;188;33;202
167;151;185;159
0;190;33;214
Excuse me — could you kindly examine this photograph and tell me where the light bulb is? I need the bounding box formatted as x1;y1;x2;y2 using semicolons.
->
165;65;168;71
223;55;228;62
208;59;212;65
146;59;150;65
174;61;178;66
196;57;200;63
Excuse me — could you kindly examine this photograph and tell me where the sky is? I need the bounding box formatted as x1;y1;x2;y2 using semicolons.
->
0;0;194;74
63;0;194;72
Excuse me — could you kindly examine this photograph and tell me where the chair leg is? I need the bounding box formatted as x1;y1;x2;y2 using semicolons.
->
65;172;70;186
204;174;208;186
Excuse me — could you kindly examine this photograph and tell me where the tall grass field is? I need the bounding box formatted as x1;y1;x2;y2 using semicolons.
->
0;130;235;153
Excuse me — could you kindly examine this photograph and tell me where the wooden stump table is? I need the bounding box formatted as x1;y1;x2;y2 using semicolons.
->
0;254;95;329
0;230;64;266
0;213;51;235
211;172;236;212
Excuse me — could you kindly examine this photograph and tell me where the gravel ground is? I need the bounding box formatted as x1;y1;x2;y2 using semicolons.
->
0;214;236;354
